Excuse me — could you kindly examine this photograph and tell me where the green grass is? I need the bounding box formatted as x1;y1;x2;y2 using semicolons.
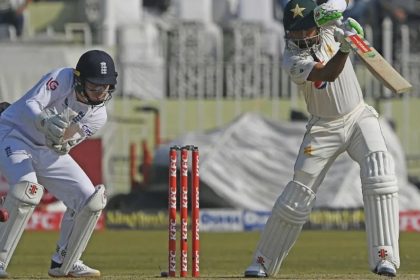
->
8;230;420;279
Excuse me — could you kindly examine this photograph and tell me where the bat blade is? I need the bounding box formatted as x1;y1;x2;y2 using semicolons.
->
345;34;412;94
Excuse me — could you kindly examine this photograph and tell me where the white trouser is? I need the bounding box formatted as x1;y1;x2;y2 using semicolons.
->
0;125;96;252
247;103;399;276
294;103;399;271
294;103;387;191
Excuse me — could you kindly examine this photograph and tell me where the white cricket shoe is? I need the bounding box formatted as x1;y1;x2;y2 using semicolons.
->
0;261;7;278
48;260;100;278
244;263;267;278
375;260;397;277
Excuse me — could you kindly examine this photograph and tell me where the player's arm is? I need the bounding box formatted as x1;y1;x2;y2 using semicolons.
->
307;51;349;82
25;73;69;135
308;18;364;82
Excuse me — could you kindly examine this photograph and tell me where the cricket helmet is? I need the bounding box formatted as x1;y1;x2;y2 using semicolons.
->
283;0;317;31
75;50;118;85
74;50;118;106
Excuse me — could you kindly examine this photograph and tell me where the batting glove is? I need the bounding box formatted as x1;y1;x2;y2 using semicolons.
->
35;108;68;144
314;2;343;27
334;17;364;53
342;17;364;38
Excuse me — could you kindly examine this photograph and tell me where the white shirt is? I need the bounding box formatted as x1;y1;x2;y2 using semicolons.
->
0;67;107;146
282;27;364;118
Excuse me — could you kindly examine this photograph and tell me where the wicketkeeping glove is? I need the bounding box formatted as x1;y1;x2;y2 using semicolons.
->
50;139;77;155
334;17;364;53
35;108;69;145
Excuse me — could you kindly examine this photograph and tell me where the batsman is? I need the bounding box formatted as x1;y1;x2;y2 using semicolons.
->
0;50;117;278
245;0;399;277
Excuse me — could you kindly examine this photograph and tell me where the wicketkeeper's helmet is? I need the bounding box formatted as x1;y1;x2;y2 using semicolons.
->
76;50;118;85
74;50;118;106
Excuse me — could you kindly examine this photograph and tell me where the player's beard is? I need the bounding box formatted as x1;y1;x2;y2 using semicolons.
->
286;29;324;57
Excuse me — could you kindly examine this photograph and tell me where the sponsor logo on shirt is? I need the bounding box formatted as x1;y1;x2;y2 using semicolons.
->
63;98;85;124
82;124;93;137
72;112;85;123
46;78;59;91
5;146;12;157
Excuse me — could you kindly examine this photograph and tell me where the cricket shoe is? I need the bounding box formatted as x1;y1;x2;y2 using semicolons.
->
244;264;267;278
48;260;100;278
375;260;397;277
0;261;7;278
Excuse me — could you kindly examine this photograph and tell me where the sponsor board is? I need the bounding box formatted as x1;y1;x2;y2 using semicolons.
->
26;210;105;231
105;209;420;232
243;211;270;231
306;209;365;230
106;210;167;229
400;211;420;232
200;209;243;232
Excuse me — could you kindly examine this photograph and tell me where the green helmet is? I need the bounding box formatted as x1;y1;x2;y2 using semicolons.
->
283;0;317;31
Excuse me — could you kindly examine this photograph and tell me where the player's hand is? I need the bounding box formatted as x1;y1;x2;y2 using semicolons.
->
342;17;364;38
314;2;343;27
36;108;69;144
334;18;364;53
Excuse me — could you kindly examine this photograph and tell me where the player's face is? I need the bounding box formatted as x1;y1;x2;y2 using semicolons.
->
286;27;320;49
84;81;112;103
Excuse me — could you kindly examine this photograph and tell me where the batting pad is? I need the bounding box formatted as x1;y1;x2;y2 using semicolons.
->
252;181;316;276
361;151;399;271
59;185;107;275
0;182;44;267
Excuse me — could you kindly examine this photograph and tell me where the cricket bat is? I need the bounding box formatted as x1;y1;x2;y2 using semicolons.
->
344;34;412;94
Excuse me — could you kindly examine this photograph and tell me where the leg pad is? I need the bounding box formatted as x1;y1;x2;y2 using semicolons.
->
249;181;315;276
59;185;107;275
361;152;399;271
0;182;44;267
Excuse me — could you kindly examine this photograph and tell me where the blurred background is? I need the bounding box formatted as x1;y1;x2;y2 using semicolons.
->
1;0;420;232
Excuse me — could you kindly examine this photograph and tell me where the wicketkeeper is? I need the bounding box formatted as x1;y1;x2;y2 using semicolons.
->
244;0;399;277
0;50;117;278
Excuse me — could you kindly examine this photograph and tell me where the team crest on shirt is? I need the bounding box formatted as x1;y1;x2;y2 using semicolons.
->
304;145;314;156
